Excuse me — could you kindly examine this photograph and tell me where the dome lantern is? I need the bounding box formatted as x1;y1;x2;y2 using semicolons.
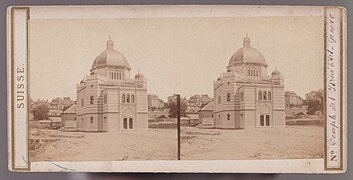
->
106;36;114;50
243;33;251;47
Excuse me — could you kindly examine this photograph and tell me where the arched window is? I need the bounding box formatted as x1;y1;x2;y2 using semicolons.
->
268;92;272;100
131;95;135;103
90;117;93;123
256;70;258;76
227;93;231;101
122;94;125;103
258;91;262;100
111;72;113;79
90;96;94;104
227;114;230;120
104;94;108;104
263;92;267;100
127;94;130;103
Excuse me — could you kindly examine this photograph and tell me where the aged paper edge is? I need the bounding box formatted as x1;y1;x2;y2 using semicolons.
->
323;7;347;172
7;5;347;173
8;6;30;171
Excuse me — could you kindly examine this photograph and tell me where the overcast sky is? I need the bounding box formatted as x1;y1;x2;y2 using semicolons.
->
29;16;324;101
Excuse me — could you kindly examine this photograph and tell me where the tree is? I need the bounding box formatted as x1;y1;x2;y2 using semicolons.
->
32;104;49;120
305;89;323;115
167;95;187;118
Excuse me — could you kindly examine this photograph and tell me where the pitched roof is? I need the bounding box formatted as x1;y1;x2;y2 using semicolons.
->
49;116;62;123
63;104;77;114
187;113;199;120
148;110;169;119
294;112;308;116
200;101;214;111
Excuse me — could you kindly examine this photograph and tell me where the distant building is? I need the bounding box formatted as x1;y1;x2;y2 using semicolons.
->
47;107;63;129
285;106;308;119
186;104;201;113
293;112;309;119
186;113;200;126
187;113;199;120
213;35;285;129
50;97;75;109
285;91;303;107
148;110;170;122
199;101;214;126
76;37;148;132
61;104;77;130
148;94;165;110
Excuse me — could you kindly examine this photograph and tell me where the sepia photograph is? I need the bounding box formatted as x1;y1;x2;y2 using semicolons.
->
6;5;347;173
27;15;325;162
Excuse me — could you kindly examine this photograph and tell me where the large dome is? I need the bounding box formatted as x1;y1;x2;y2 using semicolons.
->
91;38;131;70
228;36;267;67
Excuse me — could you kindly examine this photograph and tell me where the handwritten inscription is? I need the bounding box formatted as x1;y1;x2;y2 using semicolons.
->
326;10;341;168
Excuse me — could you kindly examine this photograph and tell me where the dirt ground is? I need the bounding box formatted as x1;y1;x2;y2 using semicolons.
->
30;126;323;161
29;129;177;161
180;126;324;160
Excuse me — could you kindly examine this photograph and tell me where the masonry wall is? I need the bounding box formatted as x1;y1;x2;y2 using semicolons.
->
137;113;148;129
77;114;99;132
273;86;285;127
214;111;236;129
244;110;256;128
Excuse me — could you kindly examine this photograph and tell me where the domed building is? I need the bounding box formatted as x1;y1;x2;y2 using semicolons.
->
76;37;148;132
213;35;285;129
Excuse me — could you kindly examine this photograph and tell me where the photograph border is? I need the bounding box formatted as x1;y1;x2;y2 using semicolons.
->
7;5;346;172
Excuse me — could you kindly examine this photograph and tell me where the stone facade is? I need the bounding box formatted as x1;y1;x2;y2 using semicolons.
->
213;35;285;129
76;38;148;132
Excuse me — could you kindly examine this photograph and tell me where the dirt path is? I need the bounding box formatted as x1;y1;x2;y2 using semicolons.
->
30;126;323;161
180;126;324;160
30;129;177;161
